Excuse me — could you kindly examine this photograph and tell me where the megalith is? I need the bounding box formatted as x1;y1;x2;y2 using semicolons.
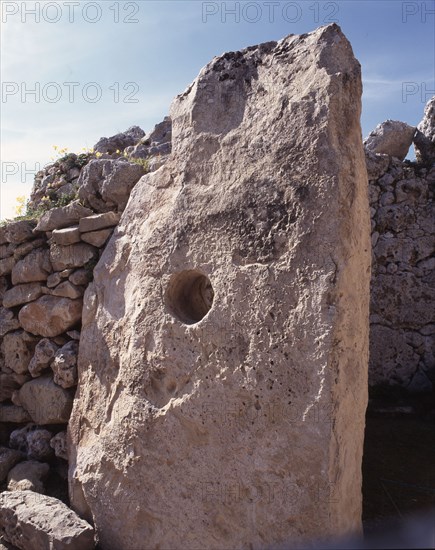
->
69;24;371;549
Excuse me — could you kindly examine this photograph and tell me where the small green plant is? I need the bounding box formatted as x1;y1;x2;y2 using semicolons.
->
129;157;149;171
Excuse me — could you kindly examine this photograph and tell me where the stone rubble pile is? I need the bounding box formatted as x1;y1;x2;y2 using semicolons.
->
0;119;172;550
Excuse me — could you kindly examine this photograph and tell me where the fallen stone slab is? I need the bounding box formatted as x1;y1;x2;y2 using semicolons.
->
18;296;82;338
18;376;73;424
0;490;95;550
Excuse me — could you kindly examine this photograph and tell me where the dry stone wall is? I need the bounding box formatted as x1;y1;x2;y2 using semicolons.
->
365;96;435;394
0;119;171;549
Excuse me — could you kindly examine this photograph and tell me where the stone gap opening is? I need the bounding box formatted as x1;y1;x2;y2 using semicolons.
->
166;270;214;325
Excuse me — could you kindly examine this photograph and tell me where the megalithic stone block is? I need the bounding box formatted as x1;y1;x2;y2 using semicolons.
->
69;24;371;550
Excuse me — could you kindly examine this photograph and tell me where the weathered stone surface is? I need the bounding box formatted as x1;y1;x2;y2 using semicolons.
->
0;257;15;277
364;120;416;160
50;242;97;271
1;331;39;375
369;140;434;390
26;429;53;461
51;341;78;388
9;425;35;453
19;376;73;424
28;339;59;377
79;212;120;233
0;491;95;550
0;374;29;402
69;25;371;549
7;461;50;493
78;159;145;212
365;150;390;181
4;221;36;245
2;283;43;308
94;125;144;154
34;201;94;232
11;249;51;285
414;96;435;164
46;272;61;288
0;309;20;337
18;296;82;338
0;278;7;301
0;228;7;246
69;269;91;286
0;448;23;484
0;405;31;424
50;431;67;460
51;226;81;246
49;281;83;299
12;238;45;261
80;228;112;247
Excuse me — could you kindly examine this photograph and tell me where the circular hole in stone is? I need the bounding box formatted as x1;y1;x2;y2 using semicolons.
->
166;269;214;325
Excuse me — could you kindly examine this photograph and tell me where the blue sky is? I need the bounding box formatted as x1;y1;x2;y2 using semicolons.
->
1;0;434;219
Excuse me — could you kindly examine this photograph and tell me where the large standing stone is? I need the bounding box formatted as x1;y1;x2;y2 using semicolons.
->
69;25;371;550
18;296;82;337
18;376;73;424
0;491;95;550
413;95;435;164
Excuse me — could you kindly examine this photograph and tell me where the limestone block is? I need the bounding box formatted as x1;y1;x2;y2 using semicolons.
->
69;24;371;550
18;296;82;338
0;491;95;550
